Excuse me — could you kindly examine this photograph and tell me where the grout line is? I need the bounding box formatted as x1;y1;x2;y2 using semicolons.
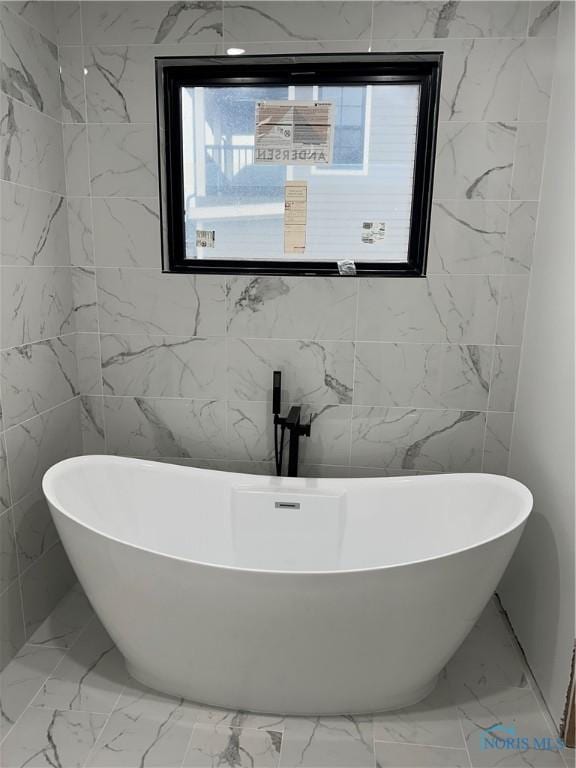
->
494;595;565;741
347;280;361;468
80;685;127;768
16;539;67;582
455;707;474;768
77;1;106;456
56;37;556;49
0;603;97;746
373;738;469;752
1;90;62;127
2;394;80;435
0;330;81;354
2;3;58;46
90;395;514;416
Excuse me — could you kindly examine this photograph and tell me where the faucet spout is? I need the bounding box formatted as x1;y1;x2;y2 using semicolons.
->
285;405;302;428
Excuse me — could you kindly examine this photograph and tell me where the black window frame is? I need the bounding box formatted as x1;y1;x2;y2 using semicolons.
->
156;53;442;278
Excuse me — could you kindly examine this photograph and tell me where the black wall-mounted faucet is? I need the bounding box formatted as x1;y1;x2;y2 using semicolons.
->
273;371;311;477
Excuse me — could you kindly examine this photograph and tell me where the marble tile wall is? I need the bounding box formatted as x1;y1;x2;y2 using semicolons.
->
56;0;557;481
0;1;81;670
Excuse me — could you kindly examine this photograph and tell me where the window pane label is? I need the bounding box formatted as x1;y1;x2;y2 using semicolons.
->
255;101;334;165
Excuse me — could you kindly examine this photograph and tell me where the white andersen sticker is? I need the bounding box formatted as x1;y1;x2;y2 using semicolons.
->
196;229;215;248
254;101;334;165
361;222;386;244
284;181;307;254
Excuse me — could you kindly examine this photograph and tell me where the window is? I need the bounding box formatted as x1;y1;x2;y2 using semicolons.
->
316;85;368;169
157;53;442;277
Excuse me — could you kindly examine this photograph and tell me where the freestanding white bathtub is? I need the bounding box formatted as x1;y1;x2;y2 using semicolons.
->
42;456;532;715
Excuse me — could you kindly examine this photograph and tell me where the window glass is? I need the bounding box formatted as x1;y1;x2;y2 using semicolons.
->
181;83;421;263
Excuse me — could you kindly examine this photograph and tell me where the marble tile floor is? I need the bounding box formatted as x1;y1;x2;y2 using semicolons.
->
0;586;572;768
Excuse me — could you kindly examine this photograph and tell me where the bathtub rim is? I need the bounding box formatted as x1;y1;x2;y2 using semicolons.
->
43;454;533;577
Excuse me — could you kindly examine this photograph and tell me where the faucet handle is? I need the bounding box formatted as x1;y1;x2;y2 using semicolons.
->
272;370;282;415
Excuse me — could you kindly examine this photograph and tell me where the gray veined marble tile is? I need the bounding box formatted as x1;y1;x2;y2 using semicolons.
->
346;466;426;479
20;543;76;638
4;397;81;504
111;677;199;726
374;742;470;768
299;464;351;478
519;38;556;122
0;94;65;194
82;1;223;45
226;276;357;340
54;1;82;45
80;395;106;455
4;1;58;43
0;266;74;349
439;38;524;123
504;202;538;274
223;1;372;42
62;124;90;196
59;45;86;124
300;404;352;466
184;723;282;768
354;343;492;411
71;267;99;332
0;579;25;671
88;124;158;197
0;706;107;768
86;45;156;124
0;507;18;594
101;334;226;398
279;715;374;768
67;198;94;266
446;599;528;694
357;277;498;345
11;489;59;573
0;429;12;512
434;122;516;201
528;1;560;37
372;2;529;39
75;333;102;396
226;460;275;476
351;407;485;472
86;682;197;768
489;347;521;412
27;585;94;650
228;338;354;406
511;123;548;201
0;5;61;120
496;275;530;346
103;396;228;460
428;201;508;275
226;401;351;466
483;412;514;475
32;618;128;713
97;269;226;336
187;703;288;732
455;685;564;767
226;401;275;464
216;39;370;56
92;197;161;267
373;681;465;749
154;456;230;472
1;336;79;429
0;181;69;267
0;644;66;740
